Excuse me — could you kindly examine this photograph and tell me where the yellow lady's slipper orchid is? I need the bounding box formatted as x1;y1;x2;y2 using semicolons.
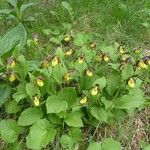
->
9;73;16;82
64;35;71;42
78;57;84;64
7;58;16;69
138;60;148;69
51;56;59;67
80;96;88;104
91;86;99;96
127;78;135;88
86;69;93;77
63;73;70;82
65;49;73;56
36;77;44;87
103;55;109;62
33;96;40;107
118;46;124;54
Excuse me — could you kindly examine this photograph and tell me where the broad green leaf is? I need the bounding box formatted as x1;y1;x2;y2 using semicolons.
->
122;65;134;80
69;128;82;143
58;87;77;108
0;23;27;56
101;97;113;109
74;33;91;46
52;66;66;83
93;77;107;89
14;56;28;79
46;95;68;114
87;142;102;150
60;134;74;150
7;141;25;150
0;119;21;143
0;85;11;106
5;100;20;114
65;112;83;127
7;0;17;8
62;2;72;11
116;94;145;110
26;119;56;150
13;82;28;103
18;107;43;126
20;3;34;15
102;138;121;150
106;70;121;96
101;45;118;61
91;106;108;122
26;83;40;98
144;145;150;150
0;9;12;14
55;47;64;59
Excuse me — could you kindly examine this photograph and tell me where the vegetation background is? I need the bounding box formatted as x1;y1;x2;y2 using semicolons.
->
0;0;150;150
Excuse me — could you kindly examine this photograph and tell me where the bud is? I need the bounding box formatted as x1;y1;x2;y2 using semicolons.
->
80;96;88;104
103;55;109;62
33;96;40;107
143;56;150;65
7;58;16;69
64;35;71;42
95;54;103;62
118;46;124;54
86;69;93;77
41;60;49;68
91;86;99;96
63;73;70;82
51;56;59;67
133;47;140;53
78;57;84;64
89;42;96;48
36;77;44;87
137;60;148;69
65;49;73;56
146;60;150;65
127;78;135;88
9;73;16;82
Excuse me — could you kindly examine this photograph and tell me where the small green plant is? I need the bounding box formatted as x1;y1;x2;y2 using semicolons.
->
0;29;150;149
0;0;34;22
0;1;150;150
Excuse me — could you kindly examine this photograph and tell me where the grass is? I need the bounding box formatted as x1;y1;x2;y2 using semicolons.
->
29;0;150;47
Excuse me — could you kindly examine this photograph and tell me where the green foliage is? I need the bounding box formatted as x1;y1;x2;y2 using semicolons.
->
0;23;27;56
26;119;56;150
18;107;43;126
0;1;150;149
88;138;121;150
0;119;21;143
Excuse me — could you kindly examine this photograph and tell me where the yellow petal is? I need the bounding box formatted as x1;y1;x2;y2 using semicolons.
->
65;49;73;56
78;57;84;64
138;61;148;69
103;55;109;62
9;74;16;82
34;97;40;106
86;69;93;77
80;96;88;104
119;46;124;54
128;78;135;88
63;73;70;82
52;57;59;67
36;79;44;87
91;86;98;96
